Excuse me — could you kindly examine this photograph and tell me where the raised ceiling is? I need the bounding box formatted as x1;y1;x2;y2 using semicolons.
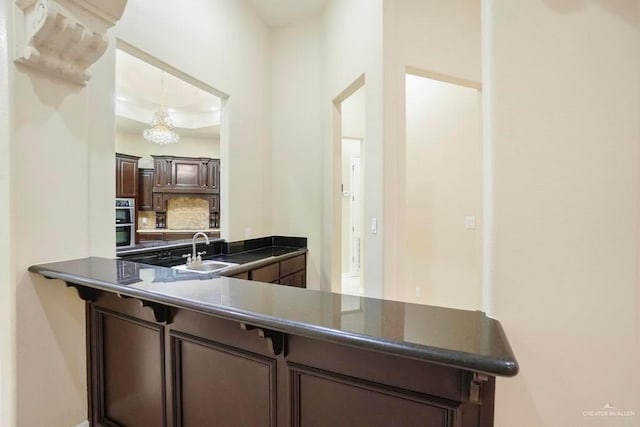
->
246;0;328;27
115;1;330;139
115;49;221;139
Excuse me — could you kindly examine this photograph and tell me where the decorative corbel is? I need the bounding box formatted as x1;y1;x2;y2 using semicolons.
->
14;0;127;85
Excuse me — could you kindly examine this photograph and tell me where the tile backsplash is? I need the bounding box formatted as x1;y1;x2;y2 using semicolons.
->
137;197;210;230
166;197;209;230
138;211;156;229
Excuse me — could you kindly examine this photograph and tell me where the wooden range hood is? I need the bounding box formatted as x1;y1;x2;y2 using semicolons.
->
150;156;220;229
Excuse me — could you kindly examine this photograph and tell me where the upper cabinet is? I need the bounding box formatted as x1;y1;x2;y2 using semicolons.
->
116;153;141;199
138;168;154;211
152;156;220;194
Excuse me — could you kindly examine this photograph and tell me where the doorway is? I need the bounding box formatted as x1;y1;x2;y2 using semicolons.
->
339;85;365;296
341;138;363;294
114;41;228;248
403;71;482;310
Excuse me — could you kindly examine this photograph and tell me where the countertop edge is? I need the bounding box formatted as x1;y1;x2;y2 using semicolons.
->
28;262;519;377
216;248;308;276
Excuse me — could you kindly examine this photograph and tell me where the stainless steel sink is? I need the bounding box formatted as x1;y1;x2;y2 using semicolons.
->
172;260;238;274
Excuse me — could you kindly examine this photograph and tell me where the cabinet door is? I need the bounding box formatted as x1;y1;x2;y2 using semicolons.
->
279;270;306;288
137;232;164;242
207;159;220;193
173;158;203;189
153;158;172;188
138;169;154;211
250;263;279;283
116;155;139;198
280;255;306;278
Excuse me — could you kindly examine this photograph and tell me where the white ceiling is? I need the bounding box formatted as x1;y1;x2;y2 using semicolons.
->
246;0;328;27
115;1;330;140
116;116;220;139
115;49;221;139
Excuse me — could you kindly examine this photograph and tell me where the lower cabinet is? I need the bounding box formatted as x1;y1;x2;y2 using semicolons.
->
279;270;305;287
86;292;495;427
234;253;307;288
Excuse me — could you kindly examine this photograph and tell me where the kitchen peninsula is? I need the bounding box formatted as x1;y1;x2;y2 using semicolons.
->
29;255;518;426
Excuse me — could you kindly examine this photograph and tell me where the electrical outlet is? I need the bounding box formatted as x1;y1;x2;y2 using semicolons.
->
465;216;476;229
244;227;251;238
415;287;421;298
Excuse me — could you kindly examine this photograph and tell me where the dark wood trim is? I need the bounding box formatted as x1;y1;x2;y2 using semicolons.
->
240;323;286;356
65;282;98;302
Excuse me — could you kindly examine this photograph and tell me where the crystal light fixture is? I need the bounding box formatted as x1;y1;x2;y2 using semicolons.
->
143;72;180;145
143;110;180;144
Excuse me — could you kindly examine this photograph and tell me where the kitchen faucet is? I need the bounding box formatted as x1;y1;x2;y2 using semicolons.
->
182;232;210;267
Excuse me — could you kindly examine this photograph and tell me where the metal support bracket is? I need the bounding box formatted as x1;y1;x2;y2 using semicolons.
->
240;323;286;356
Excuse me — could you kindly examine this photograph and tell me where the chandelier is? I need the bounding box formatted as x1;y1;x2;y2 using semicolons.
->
143;72;180;145
143;110;180;144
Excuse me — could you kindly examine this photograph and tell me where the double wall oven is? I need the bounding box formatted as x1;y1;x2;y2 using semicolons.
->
116;198;135;249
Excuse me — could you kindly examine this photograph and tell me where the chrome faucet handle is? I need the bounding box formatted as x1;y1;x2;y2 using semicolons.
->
196;251;207;262
182;253;192;266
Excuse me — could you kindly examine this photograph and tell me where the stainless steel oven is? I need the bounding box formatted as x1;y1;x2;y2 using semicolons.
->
116;198;135;224
116;224;135;248
116;198;135;248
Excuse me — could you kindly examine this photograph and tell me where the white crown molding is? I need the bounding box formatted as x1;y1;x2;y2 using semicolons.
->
14;0;127;85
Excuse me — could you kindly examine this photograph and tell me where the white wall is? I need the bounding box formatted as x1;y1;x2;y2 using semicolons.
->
270;16;324;288
487;1;640;425
115;129;220;169
4;1;272;424
341;86;365;139
323;0;384;295
404;75;482;310
7;26;118;427
382;0;481;301
115;0;272;241
0;0;13;425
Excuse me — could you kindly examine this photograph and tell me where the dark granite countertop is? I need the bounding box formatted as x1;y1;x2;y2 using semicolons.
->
28;257;518;377
116;238;225;257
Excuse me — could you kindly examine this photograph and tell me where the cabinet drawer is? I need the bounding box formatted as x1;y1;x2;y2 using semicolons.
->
137;232;164;242
231;271;249;280
250;263;279;283
280;254;305;277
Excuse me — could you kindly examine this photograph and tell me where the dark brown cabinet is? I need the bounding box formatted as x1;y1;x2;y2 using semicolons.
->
150;156;221;229
84;290;496;427
250;263;280;283
224;253;307;288
153;157;173;189
138;168;154;211
173;157;203;189
137;232;164;242
279;270;305;287
152;155;219;194
207;159;220;192
116;153;141;198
